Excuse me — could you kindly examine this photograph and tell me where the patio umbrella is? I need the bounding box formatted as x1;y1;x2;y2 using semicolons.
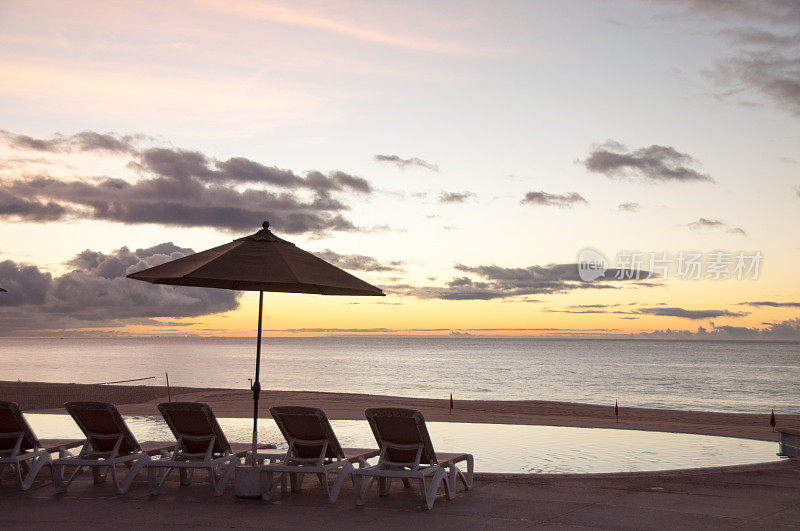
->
126;221;384;460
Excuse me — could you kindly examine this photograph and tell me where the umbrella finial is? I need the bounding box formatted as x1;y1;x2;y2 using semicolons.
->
262;220;270;230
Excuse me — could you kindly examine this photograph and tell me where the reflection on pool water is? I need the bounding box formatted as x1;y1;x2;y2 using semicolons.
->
27;414;779;474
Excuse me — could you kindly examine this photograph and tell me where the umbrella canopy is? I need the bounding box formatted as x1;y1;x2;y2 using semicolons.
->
127;221;385;460
127;222;384;296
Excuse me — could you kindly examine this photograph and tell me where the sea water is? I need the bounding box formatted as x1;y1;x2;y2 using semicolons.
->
1;337;798;414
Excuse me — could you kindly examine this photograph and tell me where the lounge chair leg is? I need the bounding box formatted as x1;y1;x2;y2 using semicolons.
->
117;455;148;494
148;466;159;495
215;460;236;497
317;472;331;502
353;474;366;506
21;452;51;490
445;467;456;500
52;463;68;493
327;462;353;503
463;455;474;490
423;468;446;510
179;468;192;486
207;466;217;492
262;471;279;501
290;472;305;491
92;465;107;484
13;463;24;488
110;465;120;492
378;477;391;496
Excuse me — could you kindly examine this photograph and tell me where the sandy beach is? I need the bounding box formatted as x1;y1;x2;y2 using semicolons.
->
4;380;797;442
2;380;799;528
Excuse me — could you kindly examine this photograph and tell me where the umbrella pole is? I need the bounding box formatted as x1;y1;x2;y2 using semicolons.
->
251;290;264;465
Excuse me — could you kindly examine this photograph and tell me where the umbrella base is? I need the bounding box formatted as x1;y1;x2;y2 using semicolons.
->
234;466;268;498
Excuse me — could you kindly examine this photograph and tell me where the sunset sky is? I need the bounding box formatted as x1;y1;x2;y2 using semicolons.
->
1;0;799;338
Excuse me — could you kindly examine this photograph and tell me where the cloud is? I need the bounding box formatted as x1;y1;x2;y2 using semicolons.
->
739;300;800;308
618;202;640;212
0;243;240;334
374;154;439;172
0;130;140;153
640;318;800;340
657;1;800;25
438;191;476;203
386;262;656;300
520;191;588;208
581;141;714;183
636;307;749;319
712;47;800;117
653;1;800;118
313;249;404;272
688;217;724;229
544;303;631;315
0;130;375;235
688;218;747;235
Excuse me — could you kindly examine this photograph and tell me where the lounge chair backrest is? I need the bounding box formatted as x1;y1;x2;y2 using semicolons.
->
64;401;141;455
158;402;232;455
270;406;344;459
365;408;437;465
0;401;40;452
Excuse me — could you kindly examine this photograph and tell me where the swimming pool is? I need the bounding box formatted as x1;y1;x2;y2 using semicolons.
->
26;414;780;474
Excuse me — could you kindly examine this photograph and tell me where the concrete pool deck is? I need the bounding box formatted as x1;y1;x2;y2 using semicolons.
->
0;460;798;529
2;381;799;528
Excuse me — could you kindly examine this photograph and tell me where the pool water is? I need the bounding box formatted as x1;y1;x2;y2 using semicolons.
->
26;414;780;474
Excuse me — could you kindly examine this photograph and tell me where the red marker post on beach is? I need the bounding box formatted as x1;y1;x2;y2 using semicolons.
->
615;400;619;422
770;409;776;432
450;393;453;415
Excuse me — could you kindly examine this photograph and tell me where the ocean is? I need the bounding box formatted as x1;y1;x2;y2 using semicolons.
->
1;337;798;415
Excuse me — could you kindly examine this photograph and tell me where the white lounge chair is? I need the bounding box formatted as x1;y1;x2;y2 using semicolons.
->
0;401;81;490
260;406;379;503
354;407;474;510
51;401;170;494
148;402;275;496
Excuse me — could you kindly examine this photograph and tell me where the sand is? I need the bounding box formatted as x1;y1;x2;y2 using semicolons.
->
3;380;797;441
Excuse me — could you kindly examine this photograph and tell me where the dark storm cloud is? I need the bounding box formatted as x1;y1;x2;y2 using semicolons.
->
0;129;376;235
313;249;405;272
618;202;640;212
636;307;748;319
688;218;747;235
0;243;240;334
374;154;439;172
385;262;655;301
581;141;714;183
520;191;588;208
438;191;476;203
739;300;800;308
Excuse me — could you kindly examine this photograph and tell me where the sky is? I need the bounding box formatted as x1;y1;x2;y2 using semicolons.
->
0;0;799;338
